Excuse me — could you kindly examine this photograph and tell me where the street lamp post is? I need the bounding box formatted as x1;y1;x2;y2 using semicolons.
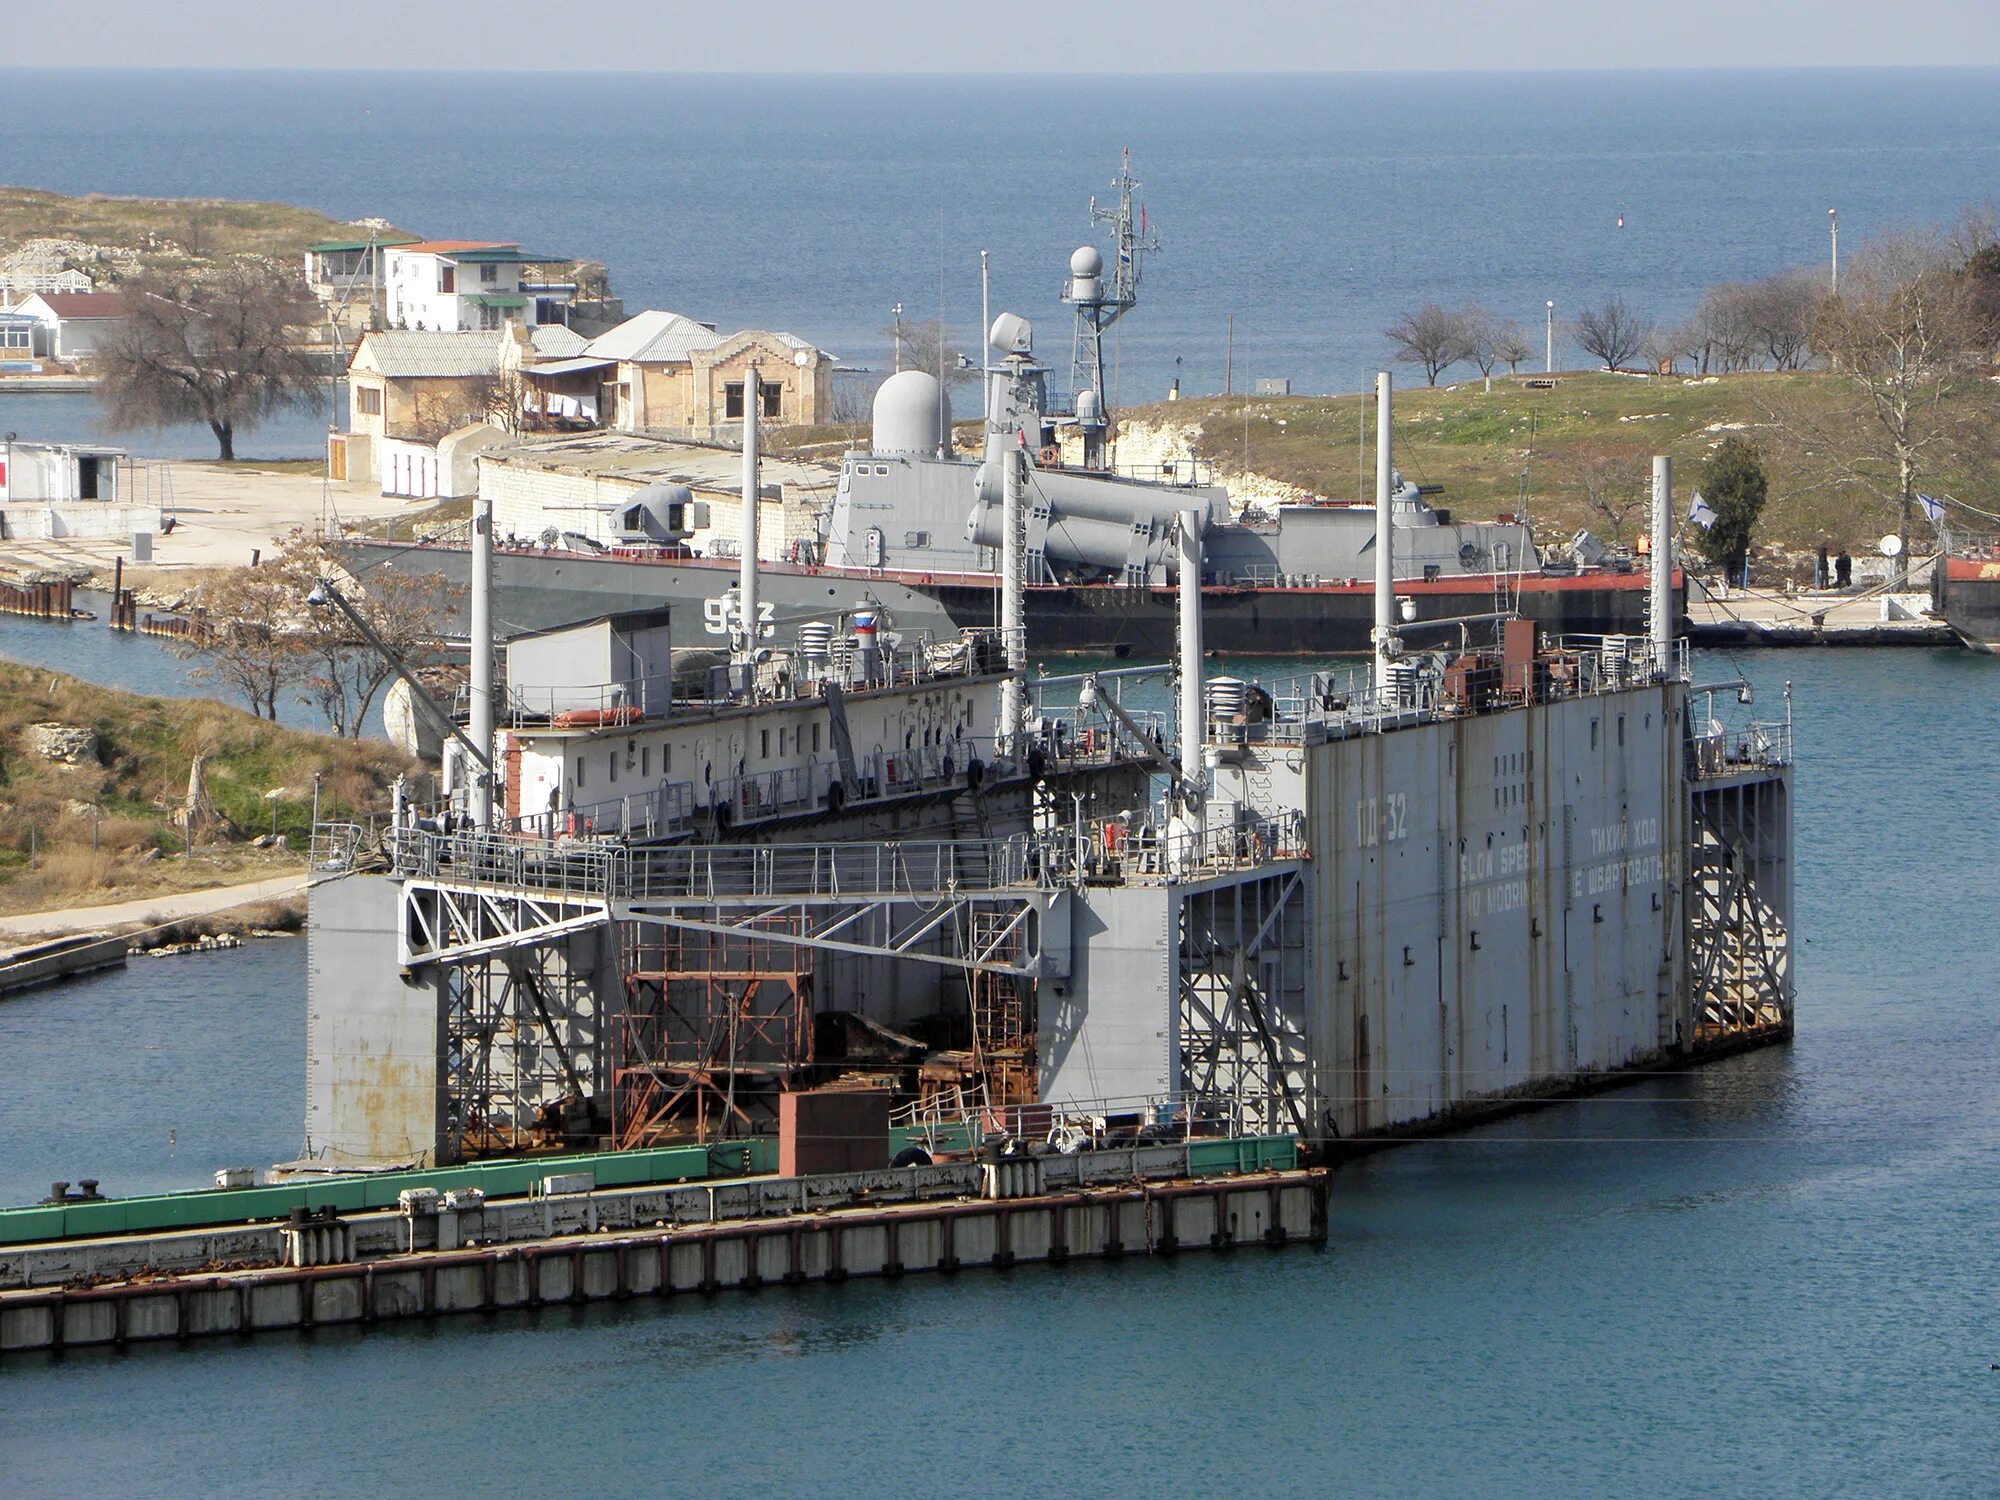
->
1545;301;1555;374
1828;208;1838;295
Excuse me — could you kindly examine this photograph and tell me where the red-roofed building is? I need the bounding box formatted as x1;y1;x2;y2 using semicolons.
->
383;241;574;333
12;291;135;360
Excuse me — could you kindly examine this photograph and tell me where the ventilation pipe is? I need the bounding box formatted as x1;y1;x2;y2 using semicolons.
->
1651;454;1673;664
469;491;493;829
999;436;1025;757
738;360;760;664
1178;507;1205;793
1372;372;1396;693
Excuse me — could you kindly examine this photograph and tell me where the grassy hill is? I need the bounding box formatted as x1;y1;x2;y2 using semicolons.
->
1123;369;2000;559
0;662;414;918
0;186;405;278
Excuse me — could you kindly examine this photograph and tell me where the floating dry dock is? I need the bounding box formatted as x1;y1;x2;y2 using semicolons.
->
0;1140;1319;1353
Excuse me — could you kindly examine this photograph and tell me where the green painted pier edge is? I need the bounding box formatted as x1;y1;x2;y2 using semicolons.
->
0;1142;1321;1356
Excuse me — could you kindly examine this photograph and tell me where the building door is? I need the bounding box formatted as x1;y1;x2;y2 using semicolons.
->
77;456;99;500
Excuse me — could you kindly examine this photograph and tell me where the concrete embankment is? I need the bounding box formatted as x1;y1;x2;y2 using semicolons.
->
0;1152;1326;1354
0;932;127;997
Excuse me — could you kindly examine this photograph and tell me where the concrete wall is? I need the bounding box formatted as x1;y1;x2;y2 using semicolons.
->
0;504;158;540
304;874;444;1167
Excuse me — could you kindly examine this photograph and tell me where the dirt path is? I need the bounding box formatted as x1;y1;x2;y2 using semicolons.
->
0;872;307;942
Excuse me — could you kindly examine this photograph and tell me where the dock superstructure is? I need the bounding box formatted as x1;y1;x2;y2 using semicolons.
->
0;369;1795;1357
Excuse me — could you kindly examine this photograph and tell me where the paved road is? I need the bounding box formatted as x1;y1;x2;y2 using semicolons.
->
0;872;307;942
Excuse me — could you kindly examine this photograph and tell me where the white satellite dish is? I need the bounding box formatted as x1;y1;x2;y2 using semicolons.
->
1879;534;1904;558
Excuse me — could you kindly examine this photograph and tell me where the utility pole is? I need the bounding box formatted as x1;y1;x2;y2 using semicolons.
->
1545;301;1555;374
1224;314;1234;396
1828;208;1839;296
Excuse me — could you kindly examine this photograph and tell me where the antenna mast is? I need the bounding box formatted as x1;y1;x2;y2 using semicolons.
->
1065;150;1157;467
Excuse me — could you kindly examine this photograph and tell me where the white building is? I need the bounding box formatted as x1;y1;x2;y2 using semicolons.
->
383;241;571;333
10;291;132;360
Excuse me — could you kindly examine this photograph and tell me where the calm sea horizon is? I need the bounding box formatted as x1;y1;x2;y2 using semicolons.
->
2;66;1997;455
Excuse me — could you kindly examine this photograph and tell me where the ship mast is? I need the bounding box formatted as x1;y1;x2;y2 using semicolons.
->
1066;149;1158;468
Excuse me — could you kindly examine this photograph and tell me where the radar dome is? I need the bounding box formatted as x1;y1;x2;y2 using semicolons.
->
872;369;951;456
1070;245;1104;278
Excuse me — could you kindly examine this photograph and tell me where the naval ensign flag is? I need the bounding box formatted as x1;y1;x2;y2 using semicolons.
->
1687;491;1718;531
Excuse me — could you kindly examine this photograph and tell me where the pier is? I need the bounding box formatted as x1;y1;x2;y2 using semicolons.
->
0;1142;1321;1353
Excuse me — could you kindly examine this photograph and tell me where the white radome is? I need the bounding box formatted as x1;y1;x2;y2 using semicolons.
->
871;369;951;455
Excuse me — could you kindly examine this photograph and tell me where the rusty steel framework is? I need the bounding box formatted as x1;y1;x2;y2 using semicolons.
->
1686;775;1794;1043
613;917;816;1147
1178;867;1313;1137
398;845;1056;1158
968;909;1036;1110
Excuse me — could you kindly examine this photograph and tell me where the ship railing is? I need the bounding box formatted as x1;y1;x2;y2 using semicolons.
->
1115;459;1213;488
1031;809;1308;887
388;831;1046;902
493;674;678;728
1687;719;1793;778
311;821;368;874
507;781;698;843
889;1089;1274;1146
618;835;1049;902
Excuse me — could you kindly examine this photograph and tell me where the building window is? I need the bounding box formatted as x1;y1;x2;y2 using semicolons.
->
812;724;821;753
609;752;618;784
355;386;382;416
439;265;456;293
641;746;651;776
576;759;586;790
724;379;780;420
760;729;770;760
480;263;499;284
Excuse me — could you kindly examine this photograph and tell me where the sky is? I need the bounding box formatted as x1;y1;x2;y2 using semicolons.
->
4;0;1997;72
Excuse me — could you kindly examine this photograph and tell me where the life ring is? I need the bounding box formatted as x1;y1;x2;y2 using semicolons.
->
1038;445;1060;465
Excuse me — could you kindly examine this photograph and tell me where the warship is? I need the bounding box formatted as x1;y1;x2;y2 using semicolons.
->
337;158;1665;655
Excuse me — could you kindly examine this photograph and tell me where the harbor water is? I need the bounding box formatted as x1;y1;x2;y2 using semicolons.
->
1;647;1994;1494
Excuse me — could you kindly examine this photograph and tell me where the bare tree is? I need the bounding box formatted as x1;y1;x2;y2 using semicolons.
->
1573;297;1651;372
881;316;977;387
180;568;308;720
96;261;323;461
1805;230;1988;562
1384;303;1477;386
1741;271;1822;371
1552;441;1652;545
1462;305;1502;379
1491;320;1534;375
278;532;464;737
1640;323;1687;377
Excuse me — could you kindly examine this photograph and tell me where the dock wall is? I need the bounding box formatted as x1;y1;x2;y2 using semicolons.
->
0;1169;1325;1354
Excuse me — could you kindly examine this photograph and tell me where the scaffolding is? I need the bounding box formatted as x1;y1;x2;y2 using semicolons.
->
1686;772;1794;1043
613;916;815;1147
1177;868;1314;1137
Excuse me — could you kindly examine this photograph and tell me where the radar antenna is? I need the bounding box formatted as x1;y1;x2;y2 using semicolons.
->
1065;149;1158;468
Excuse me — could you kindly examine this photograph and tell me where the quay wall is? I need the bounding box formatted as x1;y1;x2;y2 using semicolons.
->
0;1170;1326;1355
